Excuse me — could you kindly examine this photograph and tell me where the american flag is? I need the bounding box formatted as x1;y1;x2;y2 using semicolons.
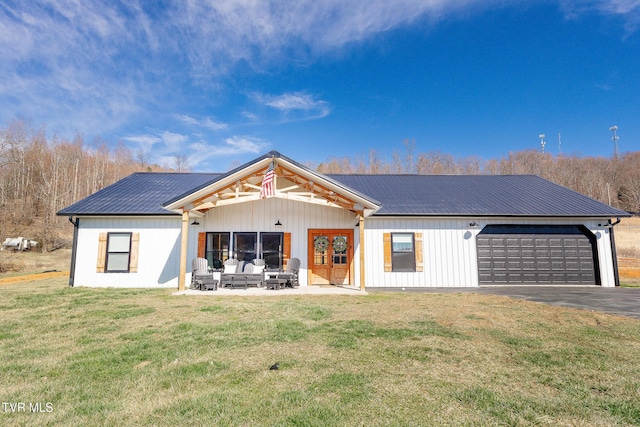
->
260;163;275;198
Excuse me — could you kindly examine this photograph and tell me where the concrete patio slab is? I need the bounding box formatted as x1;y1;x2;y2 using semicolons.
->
174;285;367;297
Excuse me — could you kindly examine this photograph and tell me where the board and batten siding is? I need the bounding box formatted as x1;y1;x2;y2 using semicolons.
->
73;216;183;288
71;208;617;288
195;197;359;287
361;217;617;288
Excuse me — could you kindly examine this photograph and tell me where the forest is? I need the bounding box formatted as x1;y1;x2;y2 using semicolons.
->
1;119;638;252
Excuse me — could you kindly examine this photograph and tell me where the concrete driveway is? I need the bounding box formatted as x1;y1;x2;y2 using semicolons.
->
370;286;640;319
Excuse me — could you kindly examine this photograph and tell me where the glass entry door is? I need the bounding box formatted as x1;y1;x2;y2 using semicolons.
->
307;229;353;285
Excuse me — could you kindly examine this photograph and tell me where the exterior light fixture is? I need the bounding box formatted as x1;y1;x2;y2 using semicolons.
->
275;220;282;226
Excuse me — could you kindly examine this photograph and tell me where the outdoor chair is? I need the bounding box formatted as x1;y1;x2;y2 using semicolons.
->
279;257;300;288
191;257;218;290
220;258;239;288
243;259;265;287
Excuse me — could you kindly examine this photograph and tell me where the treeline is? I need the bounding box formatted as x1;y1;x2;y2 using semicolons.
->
1;120;637;251
316;143;640;213
0;119;171;251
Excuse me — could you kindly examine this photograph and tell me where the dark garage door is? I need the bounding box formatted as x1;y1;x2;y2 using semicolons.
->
477;225;599;285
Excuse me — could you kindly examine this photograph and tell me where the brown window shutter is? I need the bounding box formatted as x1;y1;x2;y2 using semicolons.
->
415;232;423;272
129;233;140;273
383;232;392;272
197;232;206;258
283;232;291;268
97;233;107;273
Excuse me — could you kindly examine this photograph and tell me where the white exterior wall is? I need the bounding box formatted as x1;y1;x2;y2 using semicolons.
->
72;208;618;288
360;217;617;288
73;216;182;288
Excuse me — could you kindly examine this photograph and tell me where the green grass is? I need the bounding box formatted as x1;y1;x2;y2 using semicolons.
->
1;280;640;426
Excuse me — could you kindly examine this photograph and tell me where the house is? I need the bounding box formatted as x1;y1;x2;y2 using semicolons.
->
57;150;630;289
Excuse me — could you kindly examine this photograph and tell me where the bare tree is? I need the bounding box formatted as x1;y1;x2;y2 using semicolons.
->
173;154;190;172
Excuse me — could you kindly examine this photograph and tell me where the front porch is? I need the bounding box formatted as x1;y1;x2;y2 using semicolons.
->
163;152;381;291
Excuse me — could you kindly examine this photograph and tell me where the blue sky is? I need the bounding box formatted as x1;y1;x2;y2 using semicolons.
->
1;1;639;172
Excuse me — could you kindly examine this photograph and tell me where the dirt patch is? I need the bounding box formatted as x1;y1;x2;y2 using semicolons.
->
0;248;71;276
0;270;69;285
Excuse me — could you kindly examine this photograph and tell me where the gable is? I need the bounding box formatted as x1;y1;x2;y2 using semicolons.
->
162;151;381;216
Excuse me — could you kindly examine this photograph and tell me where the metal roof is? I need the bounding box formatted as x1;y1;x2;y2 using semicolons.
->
57;159;630;219
328;174;630;217
57;172;220;216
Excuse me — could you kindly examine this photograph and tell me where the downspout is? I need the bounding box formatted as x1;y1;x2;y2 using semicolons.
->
608;218;622;287
67;216;79;288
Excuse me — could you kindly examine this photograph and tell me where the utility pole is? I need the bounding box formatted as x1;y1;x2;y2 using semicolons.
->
539;134;546;153
558;133;561;154
609;125;619;158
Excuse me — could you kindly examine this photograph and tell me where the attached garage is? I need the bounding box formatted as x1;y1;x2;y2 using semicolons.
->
477;225;599;285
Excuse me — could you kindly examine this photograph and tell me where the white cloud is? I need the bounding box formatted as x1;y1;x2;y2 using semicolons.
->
175;114;228;130
560;0;640;32
222;136;267;153
183;136;268;169
122;130;268;170
263;92;323;111
251;91;331;123
122;135;162;152
161;131;189;150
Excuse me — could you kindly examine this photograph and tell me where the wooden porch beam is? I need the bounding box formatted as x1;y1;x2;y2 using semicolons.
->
359;213;365;291
178;210;189;291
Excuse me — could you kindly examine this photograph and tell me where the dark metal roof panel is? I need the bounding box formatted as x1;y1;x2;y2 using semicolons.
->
58;170;629;218
57;172;220;216
327;174;630;217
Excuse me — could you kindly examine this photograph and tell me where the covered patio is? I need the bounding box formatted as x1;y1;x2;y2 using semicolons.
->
162;152;381;292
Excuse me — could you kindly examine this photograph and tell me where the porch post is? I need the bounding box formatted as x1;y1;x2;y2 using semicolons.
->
359;213;365;291
178;210;190;291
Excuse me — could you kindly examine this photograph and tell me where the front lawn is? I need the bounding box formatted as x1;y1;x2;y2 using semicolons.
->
1;279;640;426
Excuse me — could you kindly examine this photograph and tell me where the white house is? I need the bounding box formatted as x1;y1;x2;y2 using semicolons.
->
57;151;630;289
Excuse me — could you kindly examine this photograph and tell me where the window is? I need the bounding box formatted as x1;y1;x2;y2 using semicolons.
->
205;232;230;269
332;235;348;265
199;232;290;270
260;232;283;270
391;233;415;271
106;232;132;272
383;232;423;272
313;235;329;266
234;232;257;262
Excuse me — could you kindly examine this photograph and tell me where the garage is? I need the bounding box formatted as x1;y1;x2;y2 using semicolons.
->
477;225;600;285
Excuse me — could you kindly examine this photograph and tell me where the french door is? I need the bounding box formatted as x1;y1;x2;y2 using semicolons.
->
307;229;353;285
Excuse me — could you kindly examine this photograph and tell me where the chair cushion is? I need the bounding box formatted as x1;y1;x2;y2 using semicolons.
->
224;264;237;274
